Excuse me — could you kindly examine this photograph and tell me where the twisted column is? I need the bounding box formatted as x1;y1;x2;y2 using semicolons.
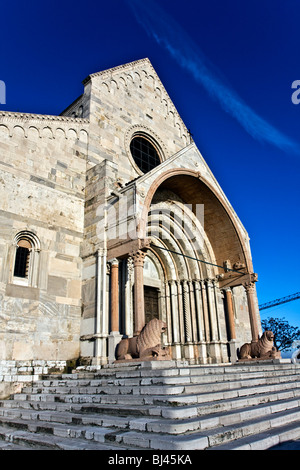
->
182;280;192;342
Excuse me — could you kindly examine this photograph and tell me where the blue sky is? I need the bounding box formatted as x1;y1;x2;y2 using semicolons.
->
1;0;299;329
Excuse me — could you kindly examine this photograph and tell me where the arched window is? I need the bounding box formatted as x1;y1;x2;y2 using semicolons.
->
130;135;161;173
14;239;31;278
12;231;40;287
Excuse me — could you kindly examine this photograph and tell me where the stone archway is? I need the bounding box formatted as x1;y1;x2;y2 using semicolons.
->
104;166;260;364
135;170;259;362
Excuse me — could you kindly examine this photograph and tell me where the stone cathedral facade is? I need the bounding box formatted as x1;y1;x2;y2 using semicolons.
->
0;59;261;372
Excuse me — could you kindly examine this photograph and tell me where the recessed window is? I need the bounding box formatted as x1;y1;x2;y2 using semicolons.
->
130;136;161;173
12;231;41;287
14;245;30;278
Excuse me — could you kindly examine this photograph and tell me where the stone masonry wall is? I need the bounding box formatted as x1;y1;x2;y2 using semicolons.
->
0;113;89;361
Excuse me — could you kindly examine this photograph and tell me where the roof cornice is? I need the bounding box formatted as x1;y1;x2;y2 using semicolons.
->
82;58;152;84
0;110;89;124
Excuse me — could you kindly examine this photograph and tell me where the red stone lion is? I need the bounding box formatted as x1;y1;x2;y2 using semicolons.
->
116;318;171;361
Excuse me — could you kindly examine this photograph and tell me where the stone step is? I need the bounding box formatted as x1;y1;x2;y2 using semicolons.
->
1;404;300;450
21;367;300;390
211;421;300;450
1;362;300;450
1;394;300;438
19;368;300;395
14;376;300;406
58;362;300;376
39;362;298;384
0;425;130;450
85;408;300;450
2;386;300;421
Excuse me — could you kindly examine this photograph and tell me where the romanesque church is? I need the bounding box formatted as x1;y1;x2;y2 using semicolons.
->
0;59;261;370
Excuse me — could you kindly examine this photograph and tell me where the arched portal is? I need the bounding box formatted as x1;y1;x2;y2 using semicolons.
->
106;168;260;365
134;170;258;363
143;180;226;362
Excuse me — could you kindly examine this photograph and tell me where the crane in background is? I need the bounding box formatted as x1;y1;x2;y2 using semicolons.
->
259;292;300;311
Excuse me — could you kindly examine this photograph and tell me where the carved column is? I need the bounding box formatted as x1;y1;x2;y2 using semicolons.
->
244;281;260;342
212;279;222;341
132;250;147;336
206;279;219;341
194;280;204;341
110;258;119;333
169;280;181;358
169;280;180;343
182;280;192;342
207;278;224;362
194;279;207;363
176;280;185;344
164;281;172;344
200;280;210;342
188;281;198;342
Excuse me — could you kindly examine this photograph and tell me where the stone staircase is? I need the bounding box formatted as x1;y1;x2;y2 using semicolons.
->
0;360;300;450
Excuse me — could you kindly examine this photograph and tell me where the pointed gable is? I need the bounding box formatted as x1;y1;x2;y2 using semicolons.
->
83;59;190;169
83;58;187;137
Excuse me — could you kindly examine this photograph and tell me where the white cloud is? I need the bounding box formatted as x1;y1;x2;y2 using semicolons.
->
127;0;298;154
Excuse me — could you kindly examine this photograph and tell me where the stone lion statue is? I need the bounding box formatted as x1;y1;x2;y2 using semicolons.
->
116;318;171;361
239;330;281;360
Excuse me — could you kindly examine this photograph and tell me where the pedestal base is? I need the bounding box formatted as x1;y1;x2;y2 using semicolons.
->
108;332;123;363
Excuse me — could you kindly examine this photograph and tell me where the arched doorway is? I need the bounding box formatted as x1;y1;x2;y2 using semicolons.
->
105;168;260;365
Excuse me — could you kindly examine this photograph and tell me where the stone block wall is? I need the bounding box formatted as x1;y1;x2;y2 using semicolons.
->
80;59;190;183
0;359;69;399
0;112;89;361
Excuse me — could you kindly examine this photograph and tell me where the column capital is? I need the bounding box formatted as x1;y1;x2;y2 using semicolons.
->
130;249;147;267
110;258;119;267
243;281;256;292
243;273;258;289
205;278;214;287
223;286;232;293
